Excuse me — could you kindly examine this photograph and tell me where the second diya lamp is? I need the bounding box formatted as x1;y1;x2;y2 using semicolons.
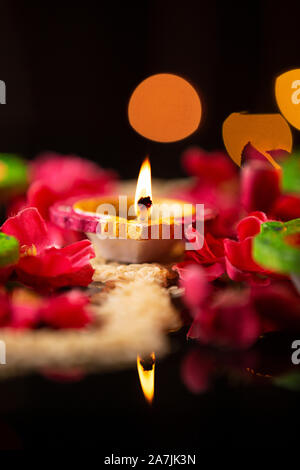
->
50;158;216;263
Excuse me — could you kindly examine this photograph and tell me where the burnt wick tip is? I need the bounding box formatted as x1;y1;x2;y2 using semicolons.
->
138;196;152;209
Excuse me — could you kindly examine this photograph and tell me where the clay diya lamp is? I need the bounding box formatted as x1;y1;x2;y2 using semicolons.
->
50;158;216;263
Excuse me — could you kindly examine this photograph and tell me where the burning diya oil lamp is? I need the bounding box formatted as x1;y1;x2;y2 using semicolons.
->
51;157;215;264
50;74;216;263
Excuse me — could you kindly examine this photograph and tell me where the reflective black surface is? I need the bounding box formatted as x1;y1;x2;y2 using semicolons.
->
0;331;300;450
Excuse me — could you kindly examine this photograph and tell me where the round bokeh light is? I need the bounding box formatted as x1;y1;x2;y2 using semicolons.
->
128;73;202;143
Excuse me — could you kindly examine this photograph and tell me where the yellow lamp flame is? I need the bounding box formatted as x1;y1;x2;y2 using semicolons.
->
137;353;155;404
134;157;152;216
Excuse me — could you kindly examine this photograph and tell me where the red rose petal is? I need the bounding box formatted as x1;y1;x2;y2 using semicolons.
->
39;290;92;329
1;207;51;252
179;265;209;313
236;214;265;241
241;161;281;213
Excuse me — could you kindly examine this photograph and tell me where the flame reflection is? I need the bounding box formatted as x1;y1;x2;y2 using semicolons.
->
137;352;155;404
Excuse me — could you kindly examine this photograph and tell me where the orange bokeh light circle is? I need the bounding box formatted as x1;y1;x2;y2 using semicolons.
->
275;69;300;131
128;73;202;143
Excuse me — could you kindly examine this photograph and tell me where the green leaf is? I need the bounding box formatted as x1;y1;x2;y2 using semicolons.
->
274;372;300;391
0;233;19;268
0;153;28;189
253;219;300;274
282;152;300;195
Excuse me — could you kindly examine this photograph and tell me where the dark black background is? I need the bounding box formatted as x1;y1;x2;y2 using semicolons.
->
0;332;300;451
0;0;300;179
0;1;300;451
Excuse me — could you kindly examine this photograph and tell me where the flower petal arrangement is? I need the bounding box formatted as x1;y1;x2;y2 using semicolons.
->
175;147;300;355
1;207;95;291
28;152;117;219
0;146;299;380
223;211;272;284
2;288;92;330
